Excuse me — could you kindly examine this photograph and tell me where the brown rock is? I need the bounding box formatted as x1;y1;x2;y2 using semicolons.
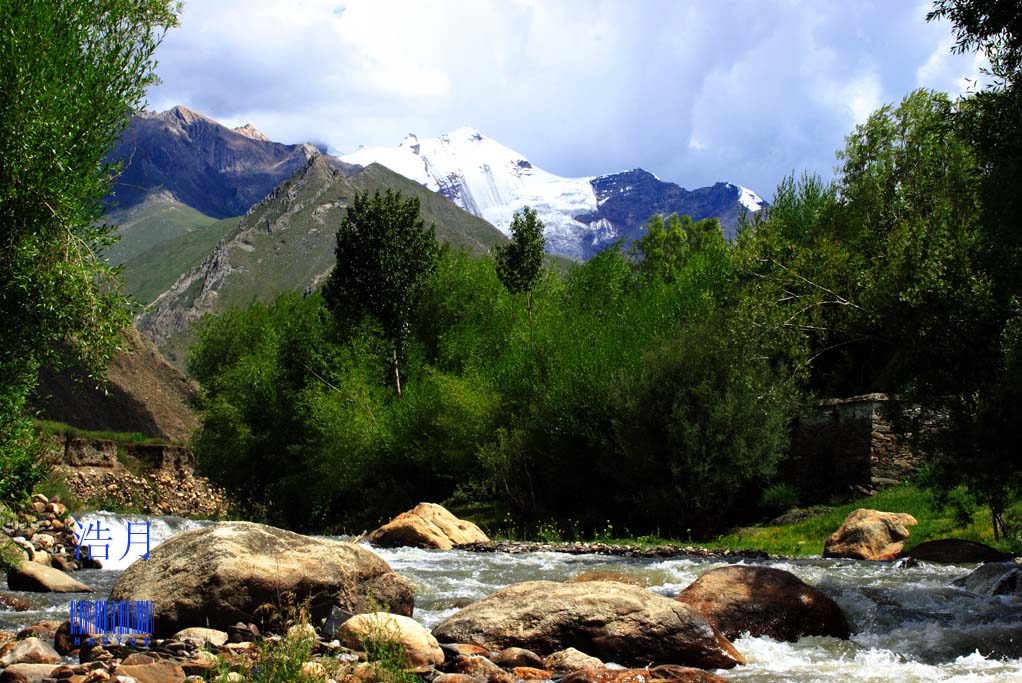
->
15;621;63;642
433;581;744;670
112;661;186;683
81;670;111;683
6;560;94;593
512;667;552;680
338;612;443;667
433;675;485;683
561;666;729;683
440;643;492;658
180;655;216;677
0;594;31;612
108;521;413;637
492;647;545;669
906;539;1013;564
0;663;59;683
0;637;62;665
53;621;76;655
367;503;489;550
675;565;849;642
823;509;918;560
172;627;229;648
450;655;513;683
46;663;75;678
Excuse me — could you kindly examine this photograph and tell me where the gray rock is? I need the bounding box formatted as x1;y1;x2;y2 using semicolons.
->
6;560;94;593
109;521;414;637
953;562;1022;596
432;580;744;669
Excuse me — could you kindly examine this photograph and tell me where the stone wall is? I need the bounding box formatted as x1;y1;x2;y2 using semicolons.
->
785;394;924;502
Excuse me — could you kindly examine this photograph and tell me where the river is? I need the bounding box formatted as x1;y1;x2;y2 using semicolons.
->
3;512;1021;682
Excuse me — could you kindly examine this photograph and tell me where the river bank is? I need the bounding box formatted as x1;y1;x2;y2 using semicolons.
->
2;513;1021;682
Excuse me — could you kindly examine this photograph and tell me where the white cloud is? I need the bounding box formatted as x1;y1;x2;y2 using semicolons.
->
148;0;992;199
916;36;989;97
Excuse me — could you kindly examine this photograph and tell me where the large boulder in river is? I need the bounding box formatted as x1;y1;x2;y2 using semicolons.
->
906;539;1012;564
952;562;1022;597
5;561;93;593
367;503;489;550
109;521;414;637
675;565;849;642
432;580;744;669
823;509;918;560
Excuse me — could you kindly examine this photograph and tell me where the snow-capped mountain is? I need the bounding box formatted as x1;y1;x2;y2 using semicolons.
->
342;127;766;259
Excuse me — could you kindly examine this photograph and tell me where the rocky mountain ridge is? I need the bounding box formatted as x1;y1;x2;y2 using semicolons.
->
108;105;323;219
137;154;507;366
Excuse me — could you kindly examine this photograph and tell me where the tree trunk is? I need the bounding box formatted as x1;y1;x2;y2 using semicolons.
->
392;347;402;398
992;509;1007;542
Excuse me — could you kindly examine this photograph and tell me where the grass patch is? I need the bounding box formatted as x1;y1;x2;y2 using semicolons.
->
460;483;1022;557
35;419;167;447
122;215;242;305
707;483;1022;557
104;198;221;266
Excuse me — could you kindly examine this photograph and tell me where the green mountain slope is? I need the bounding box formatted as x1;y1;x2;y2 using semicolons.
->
122;216;243;305
104;191;221;265
137;155;508;368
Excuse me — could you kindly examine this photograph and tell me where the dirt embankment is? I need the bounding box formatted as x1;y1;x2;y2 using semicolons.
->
48;436;229;518
33;327;199;444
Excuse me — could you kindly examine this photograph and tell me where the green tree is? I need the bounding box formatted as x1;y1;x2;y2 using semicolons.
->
0;0;178;502
630;213;726;284
915;0;1022;538
610;314;798;535
322;189;438;397
494;206;546;338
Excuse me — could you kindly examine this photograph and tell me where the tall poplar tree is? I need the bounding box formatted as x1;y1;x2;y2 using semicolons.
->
322;189;438;397
495;206;546;340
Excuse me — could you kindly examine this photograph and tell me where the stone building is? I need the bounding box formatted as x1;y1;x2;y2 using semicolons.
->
784;394;926;501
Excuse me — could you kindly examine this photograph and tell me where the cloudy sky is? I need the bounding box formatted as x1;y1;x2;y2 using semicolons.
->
147;0;986;197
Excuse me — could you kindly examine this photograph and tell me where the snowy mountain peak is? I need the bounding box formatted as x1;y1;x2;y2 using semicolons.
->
400;133;420;155
738;185;766;213
447;126;485;141
341;129;765;259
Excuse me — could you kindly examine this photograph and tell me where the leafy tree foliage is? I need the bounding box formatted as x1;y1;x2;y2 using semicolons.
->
495;206;546;338
495;206;546;296
0;0;178;502
611;314;797;535
630;213;727;284
928;0;1022;83
322;189;438;396
192;239;796;534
